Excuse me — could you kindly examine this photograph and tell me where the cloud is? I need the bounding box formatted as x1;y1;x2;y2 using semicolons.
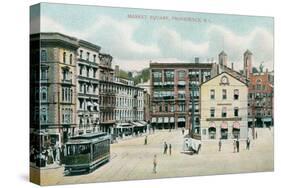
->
207;25;274;70
35;15;273;71
155;26;209;60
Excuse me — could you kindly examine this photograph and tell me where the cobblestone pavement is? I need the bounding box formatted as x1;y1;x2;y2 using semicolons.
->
37;128;274;185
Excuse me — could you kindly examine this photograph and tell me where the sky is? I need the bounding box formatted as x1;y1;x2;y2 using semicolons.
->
30;3;274;72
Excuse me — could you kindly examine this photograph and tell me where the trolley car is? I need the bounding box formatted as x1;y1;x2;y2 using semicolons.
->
64;132;110;175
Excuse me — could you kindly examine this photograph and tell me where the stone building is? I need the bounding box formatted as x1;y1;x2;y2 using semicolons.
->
76;40;101;134
150;60;217;131
31;32;79;145
200;72;248;140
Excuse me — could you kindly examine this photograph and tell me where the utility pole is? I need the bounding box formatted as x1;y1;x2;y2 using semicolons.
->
191;84;195;137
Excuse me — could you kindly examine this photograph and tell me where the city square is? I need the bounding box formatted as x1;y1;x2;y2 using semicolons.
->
34;127;273;185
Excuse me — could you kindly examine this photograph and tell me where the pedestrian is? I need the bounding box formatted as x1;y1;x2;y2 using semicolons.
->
246;137;250;150
144;136;148;145
233;140;236;153
52;145;57;163
256;131;258;139
218;139;222;152
153;154;157;173
169;144;172;155
163;142;168;154
182;128;185;135
236;138;240;153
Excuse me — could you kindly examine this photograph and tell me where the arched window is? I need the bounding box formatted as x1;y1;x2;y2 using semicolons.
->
69;54;73;64
63;52;66;63
41;87;47;101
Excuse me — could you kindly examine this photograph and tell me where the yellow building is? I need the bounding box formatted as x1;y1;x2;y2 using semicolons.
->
200;72;248;140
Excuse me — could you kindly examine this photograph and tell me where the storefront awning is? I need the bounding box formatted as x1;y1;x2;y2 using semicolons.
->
151;117;157;123
158;117;163;123
164;117;169;123
209;121;216;128
221;122;228;129
262;117;272;122
178;117;185;122
139;121;148;125
170;117;175;123
233;122;240;129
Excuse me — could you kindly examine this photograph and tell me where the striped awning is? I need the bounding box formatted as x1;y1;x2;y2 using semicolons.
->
209;121;216;128
164;117;169;123
178;117;185;122
221;122;228;129
151;117;157;123
158;117;163;123
170;117;175;123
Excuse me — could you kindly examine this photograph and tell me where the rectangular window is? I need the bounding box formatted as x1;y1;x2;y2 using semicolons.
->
234;108;239;117
234;89;239;100
210;89;215;100
41;50;47;62
178;71;185;81
222;107;227;117
87;52;90;61
222;89;227;100
210;108;215;117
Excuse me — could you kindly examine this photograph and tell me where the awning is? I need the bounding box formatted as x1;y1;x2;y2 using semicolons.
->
262;117;272;122
178;81;186;86
116;123;132;127
221;122;228;129
233;122;240;129
170;117;175;123
164;117;169;123
158;117;163;123
178;117;185;122
209;121;216;128
151;117;157;123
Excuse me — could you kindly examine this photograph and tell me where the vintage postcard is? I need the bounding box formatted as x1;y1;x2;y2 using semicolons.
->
30;2;274;186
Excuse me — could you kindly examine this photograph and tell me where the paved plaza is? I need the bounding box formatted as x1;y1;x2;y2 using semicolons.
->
33;128;274;185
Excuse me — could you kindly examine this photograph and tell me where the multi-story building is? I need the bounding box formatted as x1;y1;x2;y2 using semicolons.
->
99;62;145;135
248;70;274;127
76;40;101;134
98;53;116;133
200;72;248;140
150;60;217;131
31;32;79;145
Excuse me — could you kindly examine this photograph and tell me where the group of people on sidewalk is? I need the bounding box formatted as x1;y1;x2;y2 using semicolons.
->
30;144;64;167
218;137;251;153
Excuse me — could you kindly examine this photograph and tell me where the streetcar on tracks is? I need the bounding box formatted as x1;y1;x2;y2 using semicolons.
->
64;132;110;175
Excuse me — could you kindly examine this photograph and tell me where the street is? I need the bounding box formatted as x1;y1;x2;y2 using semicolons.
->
34;128;274;185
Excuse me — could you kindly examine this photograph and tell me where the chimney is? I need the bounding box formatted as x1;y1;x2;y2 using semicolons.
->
195;57;199;64
115;65;119;77
231;62;234;70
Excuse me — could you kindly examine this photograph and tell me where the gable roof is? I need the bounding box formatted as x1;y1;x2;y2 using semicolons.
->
200;71;248;87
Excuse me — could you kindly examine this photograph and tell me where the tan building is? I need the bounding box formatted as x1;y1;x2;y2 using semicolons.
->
200;72;248;140
31;32;79;145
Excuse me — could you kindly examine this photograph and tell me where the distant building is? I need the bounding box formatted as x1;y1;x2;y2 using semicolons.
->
200;72;248;140
150;60;217;131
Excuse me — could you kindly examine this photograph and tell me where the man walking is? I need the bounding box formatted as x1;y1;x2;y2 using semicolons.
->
218;139;222;152
233;140;236;153
144;136;148;145
163;142;168;154
236;138;240;153
182;128;185;135
246;137;250;150
169;144;172;155
153;154;157;173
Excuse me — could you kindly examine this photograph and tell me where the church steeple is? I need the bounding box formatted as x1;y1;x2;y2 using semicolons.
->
244;49;253;79
219;51;228;67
